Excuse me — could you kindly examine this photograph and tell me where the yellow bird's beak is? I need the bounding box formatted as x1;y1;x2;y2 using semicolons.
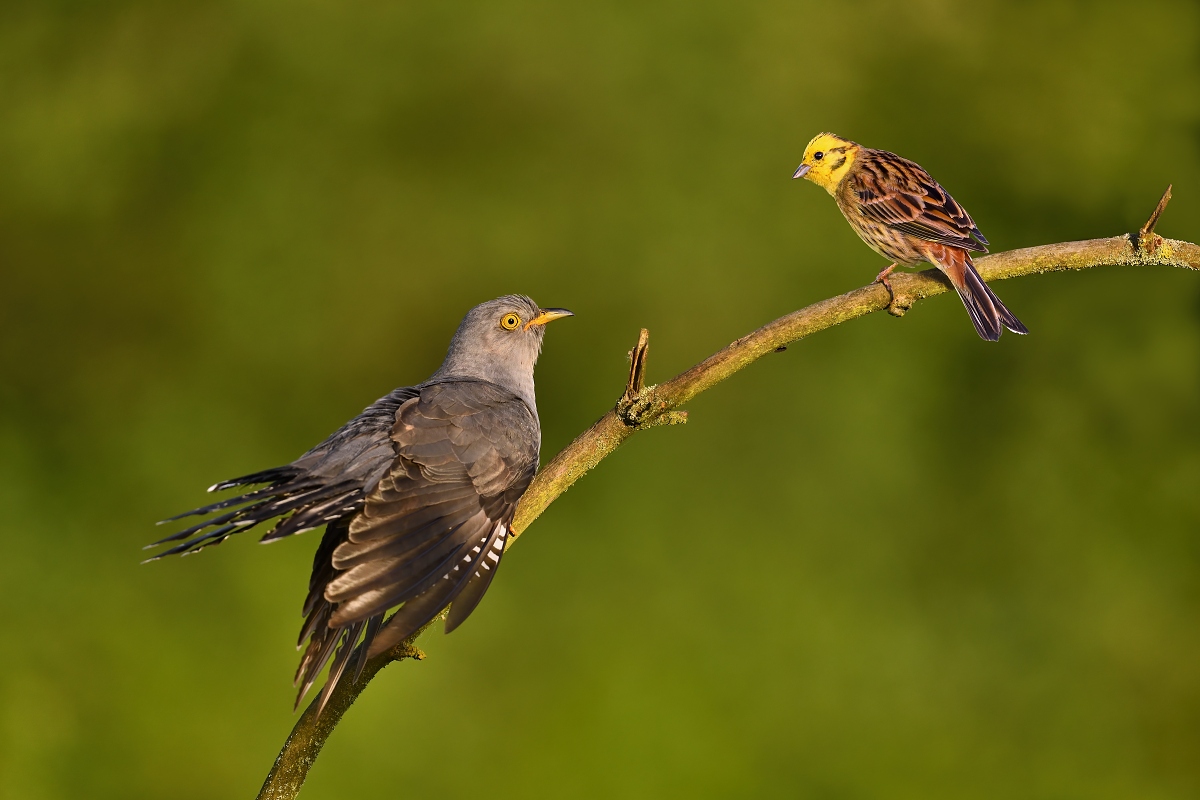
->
525;308;574;329
792;163;811;180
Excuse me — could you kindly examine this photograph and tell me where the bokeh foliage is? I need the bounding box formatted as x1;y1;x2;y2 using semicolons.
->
2;1;1199;797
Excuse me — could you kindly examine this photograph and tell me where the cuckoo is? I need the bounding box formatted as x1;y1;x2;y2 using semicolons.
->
147;295;572;712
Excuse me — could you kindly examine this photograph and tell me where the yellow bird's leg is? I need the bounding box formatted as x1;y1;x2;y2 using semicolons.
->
874;263;898;303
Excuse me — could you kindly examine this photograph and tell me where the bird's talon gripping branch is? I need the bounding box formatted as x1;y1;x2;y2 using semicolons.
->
873;263;907;317
874;263;898;288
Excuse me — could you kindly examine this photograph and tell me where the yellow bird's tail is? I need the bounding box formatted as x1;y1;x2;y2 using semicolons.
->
924;243;1028;341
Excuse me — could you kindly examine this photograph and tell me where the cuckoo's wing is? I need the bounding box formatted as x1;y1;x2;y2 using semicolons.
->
849;150;989;253
295;380;539;709
146;386;419;558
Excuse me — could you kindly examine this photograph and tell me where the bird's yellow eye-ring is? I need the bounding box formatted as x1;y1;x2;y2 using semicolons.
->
814;151;824;161
500;313;521;331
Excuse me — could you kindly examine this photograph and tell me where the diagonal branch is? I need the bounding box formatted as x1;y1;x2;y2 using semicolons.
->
257;189;1198;800
256;640;427;800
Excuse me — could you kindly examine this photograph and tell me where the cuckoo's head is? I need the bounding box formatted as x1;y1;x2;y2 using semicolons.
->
435;295;572;402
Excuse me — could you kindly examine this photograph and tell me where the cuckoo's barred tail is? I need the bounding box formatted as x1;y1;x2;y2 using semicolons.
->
929;244;1028;341
146;386;419;560
146;471;363;559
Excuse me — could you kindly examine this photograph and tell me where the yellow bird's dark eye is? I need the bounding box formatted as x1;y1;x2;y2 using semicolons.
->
500;313;521;331
814;151;824;161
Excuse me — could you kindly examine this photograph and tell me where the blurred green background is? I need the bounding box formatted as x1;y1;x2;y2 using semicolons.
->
2;1;1199;797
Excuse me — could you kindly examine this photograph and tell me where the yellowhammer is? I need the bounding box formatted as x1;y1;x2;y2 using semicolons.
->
794;133;1027;341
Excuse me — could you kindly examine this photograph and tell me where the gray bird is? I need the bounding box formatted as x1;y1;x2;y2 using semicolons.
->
148;296;572;713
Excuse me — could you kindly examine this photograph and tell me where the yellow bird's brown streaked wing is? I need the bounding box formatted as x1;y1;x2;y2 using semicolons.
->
849;149;989;253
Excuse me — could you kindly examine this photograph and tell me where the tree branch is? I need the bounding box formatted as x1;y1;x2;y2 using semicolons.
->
257;191;1198;799
256;639;429;800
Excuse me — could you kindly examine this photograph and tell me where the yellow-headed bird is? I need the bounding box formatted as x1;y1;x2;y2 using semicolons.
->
793;133;1027;341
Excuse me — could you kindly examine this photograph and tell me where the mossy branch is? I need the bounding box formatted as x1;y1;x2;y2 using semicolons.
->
258;187;1196;799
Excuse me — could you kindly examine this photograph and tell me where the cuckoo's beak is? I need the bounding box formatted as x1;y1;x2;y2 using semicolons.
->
792;163;810;180
526;308;574;329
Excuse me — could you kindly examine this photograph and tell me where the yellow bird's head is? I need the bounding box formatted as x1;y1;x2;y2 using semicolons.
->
792;132;860;194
